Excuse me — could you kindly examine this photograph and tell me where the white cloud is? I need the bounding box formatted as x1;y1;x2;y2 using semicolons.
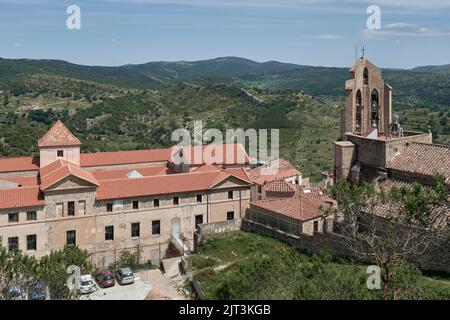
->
310;34;344;39
363;22;450;37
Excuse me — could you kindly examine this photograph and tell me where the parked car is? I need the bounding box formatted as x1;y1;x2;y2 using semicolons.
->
29;281;47;300
96;268;115;288
115;267;135;285
78;274;97;294
8;284;25;300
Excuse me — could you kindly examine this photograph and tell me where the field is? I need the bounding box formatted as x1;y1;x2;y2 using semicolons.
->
188;231;450;300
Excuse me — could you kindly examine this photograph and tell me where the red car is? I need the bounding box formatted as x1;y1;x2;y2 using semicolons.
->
96;268;116;288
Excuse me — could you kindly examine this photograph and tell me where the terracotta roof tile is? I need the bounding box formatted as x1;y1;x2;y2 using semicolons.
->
248;158;301;185
0;156;39;173
0;187;45;210
38;120;81;147
387;142;450;179
91;166;168;180
251;195;334;222
174;144;250;166
80;148;173;168
96;170;247;200
40;161;98;190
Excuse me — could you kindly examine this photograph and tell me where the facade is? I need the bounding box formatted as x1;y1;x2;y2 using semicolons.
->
333;57;447;186
247;158;303;200
248;189;336;236
0;121;251;266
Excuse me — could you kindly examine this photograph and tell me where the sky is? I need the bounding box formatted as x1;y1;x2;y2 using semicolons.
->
0;0;450;68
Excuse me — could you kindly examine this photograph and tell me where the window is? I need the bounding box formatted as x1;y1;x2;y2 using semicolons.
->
153;199;160;207
78;201;86;215
152;220;160;235
66;230;76;246
105;226;114;241
196;194;203;203
67;201;75;216
313;221;319;233
228;191;234;199
106;203;113;212
173;196;179;205
195;215;203;228
8;237;19;251
57;203;64;217
27;234;37;251
227;211;235;221
57;150;64;157
8;212;19;223
363;68;369;85
27;211;37;221
131;223;140;238
133;200;139;210
257;185;262;193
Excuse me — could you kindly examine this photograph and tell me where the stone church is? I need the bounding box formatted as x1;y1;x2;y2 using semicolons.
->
334;57;449;189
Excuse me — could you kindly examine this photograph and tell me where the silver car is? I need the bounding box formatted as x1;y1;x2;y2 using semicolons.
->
115;267;135;285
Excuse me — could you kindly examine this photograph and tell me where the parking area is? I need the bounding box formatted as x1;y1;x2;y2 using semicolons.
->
87;276;151;300
83;268;187;300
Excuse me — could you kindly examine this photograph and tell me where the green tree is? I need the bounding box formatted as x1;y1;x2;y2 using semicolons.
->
329;175;449;299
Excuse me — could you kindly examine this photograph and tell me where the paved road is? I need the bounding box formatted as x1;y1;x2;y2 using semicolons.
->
86;277;152;300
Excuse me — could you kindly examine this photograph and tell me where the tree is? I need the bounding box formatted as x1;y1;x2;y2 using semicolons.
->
0;241;95;300
329;175;449;299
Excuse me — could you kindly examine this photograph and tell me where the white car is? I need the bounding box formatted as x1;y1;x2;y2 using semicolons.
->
78;274;97;294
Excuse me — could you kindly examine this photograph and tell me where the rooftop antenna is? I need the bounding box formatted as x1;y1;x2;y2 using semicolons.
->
355;45;358;64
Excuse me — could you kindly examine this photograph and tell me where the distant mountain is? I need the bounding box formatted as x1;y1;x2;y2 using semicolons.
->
1;56;450;106
412;64;450;74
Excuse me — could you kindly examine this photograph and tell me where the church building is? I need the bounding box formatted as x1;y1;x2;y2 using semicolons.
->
334;57;449;189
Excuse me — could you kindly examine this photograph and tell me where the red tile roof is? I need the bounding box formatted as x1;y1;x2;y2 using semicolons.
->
387;142;450;180
38;120;81;147
40;161;99;190
0;187;45;210
251;195;335;222
248;158;301;185
96;170;250;200
80;148;173;168
0;176;39;187
91;166;169;180
174;144;250;166
0;156;39;173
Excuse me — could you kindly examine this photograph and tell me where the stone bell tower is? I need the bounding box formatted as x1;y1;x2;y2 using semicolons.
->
340;57;392;138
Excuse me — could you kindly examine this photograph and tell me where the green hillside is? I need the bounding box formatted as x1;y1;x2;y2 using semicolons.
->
0;56;448;180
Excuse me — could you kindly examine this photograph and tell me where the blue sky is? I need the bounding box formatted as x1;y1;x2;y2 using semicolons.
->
1;0;450;68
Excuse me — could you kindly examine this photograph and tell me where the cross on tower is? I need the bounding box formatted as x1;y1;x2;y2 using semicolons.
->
361;46;366;58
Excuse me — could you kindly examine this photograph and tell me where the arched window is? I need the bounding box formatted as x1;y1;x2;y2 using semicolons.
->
363;68;369;85
370;89;379;129
355;90;362;133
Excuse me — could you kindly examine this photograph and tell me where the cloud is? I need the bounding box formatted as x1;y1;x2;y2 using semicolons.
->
310;34;344;39
363;22;450;37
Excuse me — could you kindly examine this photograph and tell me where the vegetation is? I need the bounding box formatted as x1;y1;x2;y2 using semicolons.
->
189;232;450;300
329;175;449;299
0;242;95;300
0;56;448;179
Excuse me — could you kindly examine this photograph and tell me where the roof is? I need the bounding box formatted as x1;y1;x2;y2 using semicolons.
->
38;120;81;147
0;186;45;210
248;158;301;185
80;148;173;168
175;144;250;166
0;156;39;173
263;180;297;194
40;160;99;190
251;195;335;222
91;166;169;180
387;142;450;180
0;144;250;173
96;169;250;200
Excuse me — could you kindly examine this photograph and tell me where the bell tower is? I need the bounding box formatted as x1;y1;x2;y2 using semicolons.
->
38;120;81;167
341;57;392;138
